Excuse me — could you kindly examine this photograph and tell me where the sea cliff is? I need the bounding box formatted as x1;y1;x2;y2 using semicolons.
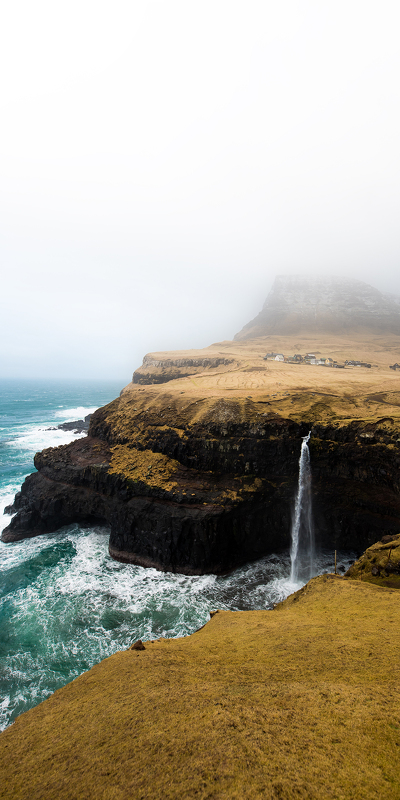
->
3;329;400;573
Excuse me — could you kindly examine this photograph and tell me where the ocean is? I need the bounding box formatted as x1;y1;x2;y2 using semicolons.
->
0;379;355;731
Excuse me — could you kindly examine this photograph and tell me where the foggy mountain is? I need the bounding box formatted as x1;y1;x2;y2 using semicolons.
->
234;276;400;339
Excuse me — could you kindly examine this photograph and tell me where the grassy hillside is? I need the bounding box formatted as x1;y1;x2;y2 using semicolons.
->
1;575;399;799
123;331;400;430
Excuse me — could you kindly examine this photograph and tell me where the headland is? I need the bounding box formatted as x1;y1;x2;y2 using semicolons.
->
3;276;400;574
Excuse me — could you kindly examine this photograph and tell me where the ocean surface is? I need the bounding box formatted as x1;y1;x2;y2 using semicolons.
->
0;379;356;731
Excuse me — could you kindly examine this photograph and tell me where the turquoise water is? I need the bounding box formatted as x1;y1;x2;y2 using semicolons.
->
0;380;355;731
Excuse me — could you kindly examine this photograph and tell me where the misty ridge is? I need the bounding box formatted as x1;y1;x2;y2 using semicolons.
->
234;275;400;340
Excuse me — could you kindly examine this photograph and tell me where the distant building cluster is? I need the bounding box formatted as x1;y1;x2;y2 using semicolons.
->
344;360;372;368
263;352;372;369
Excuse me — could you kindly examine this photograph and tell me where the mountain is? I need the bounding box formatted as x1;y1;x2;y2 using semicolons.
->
234;275;400;339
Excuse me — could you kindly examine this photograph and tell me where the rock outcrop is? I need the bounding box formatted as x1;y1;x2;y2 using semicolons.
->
235;275;400;339
345;532;400;588
132;354;235;385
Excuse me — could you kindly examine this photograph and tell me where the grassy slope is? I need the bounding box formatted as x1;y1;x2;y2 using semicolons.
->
1;575;399;800
120;331;400;427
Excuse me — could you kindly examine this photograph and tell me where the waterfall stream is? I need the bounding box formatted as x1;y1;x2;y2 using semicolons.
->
290;432;314;583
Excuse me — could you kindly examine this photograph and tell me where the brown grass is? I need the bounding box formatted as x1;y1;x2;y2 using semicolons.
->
345;534;400;589
118;333;400;431
1;576;399;800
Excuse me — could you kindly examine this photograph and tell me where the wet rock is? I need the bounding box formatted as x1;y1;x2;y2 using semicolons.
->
57;414;92;434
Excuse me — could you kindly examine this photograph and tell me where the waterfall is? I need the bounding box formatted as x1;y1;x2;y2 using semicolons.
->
290;432;314;583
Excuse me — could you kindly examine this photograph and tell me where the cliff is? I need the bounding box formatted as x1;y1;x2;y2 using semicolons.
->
3;330;400;573
0;574;399;799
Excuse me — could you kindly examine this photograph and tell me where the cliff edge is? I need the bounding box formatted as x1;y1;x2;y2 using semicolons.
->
0;574;399;799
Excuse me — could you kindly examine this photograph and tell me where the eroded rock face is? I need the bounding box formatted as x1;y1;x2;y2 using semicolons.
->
3;392;400;574
132;355;235;385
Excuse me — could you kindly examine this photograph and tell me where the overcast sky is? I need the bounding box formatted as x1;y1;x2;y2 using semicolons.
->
1;0;400;380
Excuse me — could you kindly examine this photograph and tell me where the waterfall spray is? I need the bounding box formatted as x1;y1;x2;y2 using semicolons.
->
290;432;314;583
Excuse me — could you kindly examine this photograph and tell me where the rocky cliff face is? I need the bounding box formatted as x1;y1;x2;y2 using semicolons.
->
4;279;400;573
235;275;400;339
3;386;400;573
132;355;235;385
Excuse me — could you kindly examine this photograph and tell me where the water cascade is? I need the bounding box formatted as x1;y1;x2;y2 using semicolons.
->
290;432;314;583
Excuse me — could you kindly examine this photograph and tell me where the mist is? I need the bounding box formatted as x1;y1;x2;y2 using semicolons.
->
1;1;400;380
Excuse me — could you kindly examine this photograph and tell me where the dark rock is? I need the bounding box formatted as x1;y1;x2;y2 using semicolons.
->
57;414;92;434
132;356;234;386
384;561;400;574
130;640;146;650
3;409;400;574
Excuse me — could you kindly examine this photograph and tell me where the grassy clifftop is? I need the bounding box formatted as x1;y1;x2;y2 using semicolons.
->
4;330;400;568
117;331;400;431
1;574;399;799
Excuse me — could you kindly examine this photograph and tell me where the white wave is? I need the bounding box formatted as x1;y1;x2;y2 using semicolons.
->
0;483;25;536
54;406;98;421
0;520;356;733
1;427;87;537
8;425;87;454
0;697;11;732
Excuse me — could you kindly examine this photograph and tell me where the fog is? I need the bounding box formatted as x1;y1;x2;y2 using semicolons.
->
1;1;400;380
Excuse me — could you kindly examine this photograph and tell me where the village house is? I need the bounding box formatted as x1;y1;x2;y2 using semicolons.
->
345;360;372;368
263;351;348;368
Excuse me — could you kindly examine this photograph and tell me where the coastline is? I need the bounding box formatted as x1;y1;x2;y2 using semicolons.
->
1;573;399;799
